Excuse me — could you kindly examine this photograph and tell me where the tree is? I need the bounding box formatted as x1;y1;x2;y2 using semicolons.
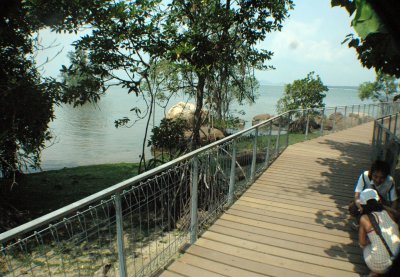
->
358;71;399;102
64;0;293;160
332;0;400;77
0;0;107;179
277;72;328;113
162;0;293;148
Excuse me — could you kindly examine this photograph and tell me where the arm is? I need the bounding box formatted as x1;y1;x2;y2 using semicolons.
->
354;172;366;209
355;192;361;209
358;215;370;248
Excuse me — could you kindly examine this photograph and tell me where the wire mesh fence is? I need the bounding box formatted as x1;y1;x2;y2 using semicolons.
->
1;102;399;276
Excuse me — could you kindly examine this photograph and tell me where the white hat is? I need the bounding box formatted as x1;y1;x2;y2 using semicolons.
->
360;188;380;205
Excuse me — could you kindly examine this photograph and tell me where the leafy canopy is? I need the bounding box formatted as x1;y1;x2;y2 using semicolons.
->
332;0;400;77
277;72;328;113
358;71;399;102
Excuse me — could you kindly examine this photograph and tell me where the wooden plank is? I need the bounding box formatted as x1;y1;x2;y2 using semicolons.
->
195;238;364;277
167;261;225;277
248;185;352;204
201;231;364;271
229;204;353;232
179;253;267;277
208;225;364;264
186;245;316;277
244;191;348;212
219;213;356;245
239;196;347;218
214;219;361;254
225;208;356;238
250;183;354;201
234;200;351;221
158;270;184;277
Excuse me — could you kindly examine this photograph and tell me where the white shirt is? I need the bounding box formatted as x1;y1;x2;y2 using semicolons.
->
354;171;397;202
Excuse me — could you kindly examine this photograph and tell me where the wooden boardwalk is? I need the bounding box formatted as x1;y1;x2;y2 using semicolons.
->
160;122;374;277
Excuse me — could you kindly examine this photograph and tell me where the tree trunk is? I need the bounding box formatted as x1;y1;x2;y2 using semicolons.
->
192;73;206;149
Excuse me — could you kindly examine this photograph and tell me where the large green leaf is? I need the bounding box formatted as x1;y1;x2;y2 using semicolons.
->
351;0;385;39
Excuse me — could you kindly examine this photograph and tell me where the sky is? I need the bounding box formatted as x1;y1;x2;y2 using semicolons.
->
256;0;376;86
36;0;376;87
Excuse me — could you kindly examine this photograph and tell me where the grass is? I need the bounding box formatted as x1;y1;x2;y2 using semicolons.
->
288;132;322;145
2;131;325;224
3;163;139;221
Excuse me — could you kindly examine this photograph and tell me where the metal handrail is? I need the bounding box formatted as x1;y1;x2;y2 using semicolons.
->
372;112;400;174
1;101;399;277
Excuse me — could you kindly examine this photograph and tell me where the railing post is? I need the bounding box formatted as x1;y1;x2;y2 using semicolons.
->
363;104;366;123
265;122;272;168
333;107;337;132
276;120;281;154
250;127;258;183
389;115;393;132
286;112;291;148
115;191;127;277
228;140;237;206
344;106;348;129
394;113;398;137
372;120;376;147
320;108;325;135
372;104;375;119
305;111;310;140
351;105;355;127
190;157;199;244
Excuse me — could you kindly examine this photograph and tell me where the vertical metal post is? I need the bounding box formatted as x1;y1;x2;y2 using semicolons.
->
363;104;366;123
389;115;393;132
228;140;237;206
333;107;337;132
351;105;355;127
372;104;375;119
344;106;348;129
305;111;310;140
190;157;199;244
250;127;258;183
265;122;272;168
286;112;291;148
367;104;371;119
276;120;281;153
394;113;398;137
320;108;325;135
372;121;376;147
115;191;127;277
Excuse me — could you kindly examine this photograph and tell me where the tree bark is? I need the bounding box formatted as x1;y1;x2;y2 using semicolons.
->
192;73;206;149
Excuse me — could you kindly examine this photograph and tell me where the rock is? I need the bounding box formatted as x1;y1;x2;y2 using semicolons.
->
93;264;112;277
328;112;343;121
252;114;272;125
166;102;206;125
184;126;225;145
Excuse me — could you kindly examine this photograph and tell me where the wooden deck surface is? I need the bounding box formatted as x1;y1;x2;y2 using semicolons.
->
160;122;374;277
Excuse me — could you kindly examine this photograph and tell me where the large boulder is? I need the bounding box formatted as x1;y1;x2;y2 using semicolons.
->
252;114;272;125
166;102;206;125
184;126;225;145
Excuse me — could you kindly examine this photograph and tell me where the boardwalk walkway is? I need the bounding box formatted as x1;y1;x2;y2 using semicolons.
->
160;122;374;277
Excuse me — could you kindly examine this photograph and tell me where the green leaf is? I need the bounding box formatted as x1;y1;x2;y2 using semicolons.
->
351;0;385;39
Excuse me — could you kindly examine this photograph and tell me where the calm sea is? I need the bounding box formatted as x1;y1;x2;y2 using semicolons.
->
40;85;370;170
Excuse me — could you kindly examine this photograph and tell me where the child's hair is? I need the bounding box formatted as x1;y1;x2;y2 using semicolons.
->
369;160;390;178
361;199;384;215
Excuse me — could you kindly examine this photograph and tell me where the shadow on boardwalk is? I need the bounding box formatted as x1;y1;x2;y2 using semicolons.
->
311;138;372;271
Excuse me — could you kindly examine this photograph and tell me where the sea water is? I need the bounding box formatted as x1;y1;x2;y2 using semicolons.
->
40;85;370;170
